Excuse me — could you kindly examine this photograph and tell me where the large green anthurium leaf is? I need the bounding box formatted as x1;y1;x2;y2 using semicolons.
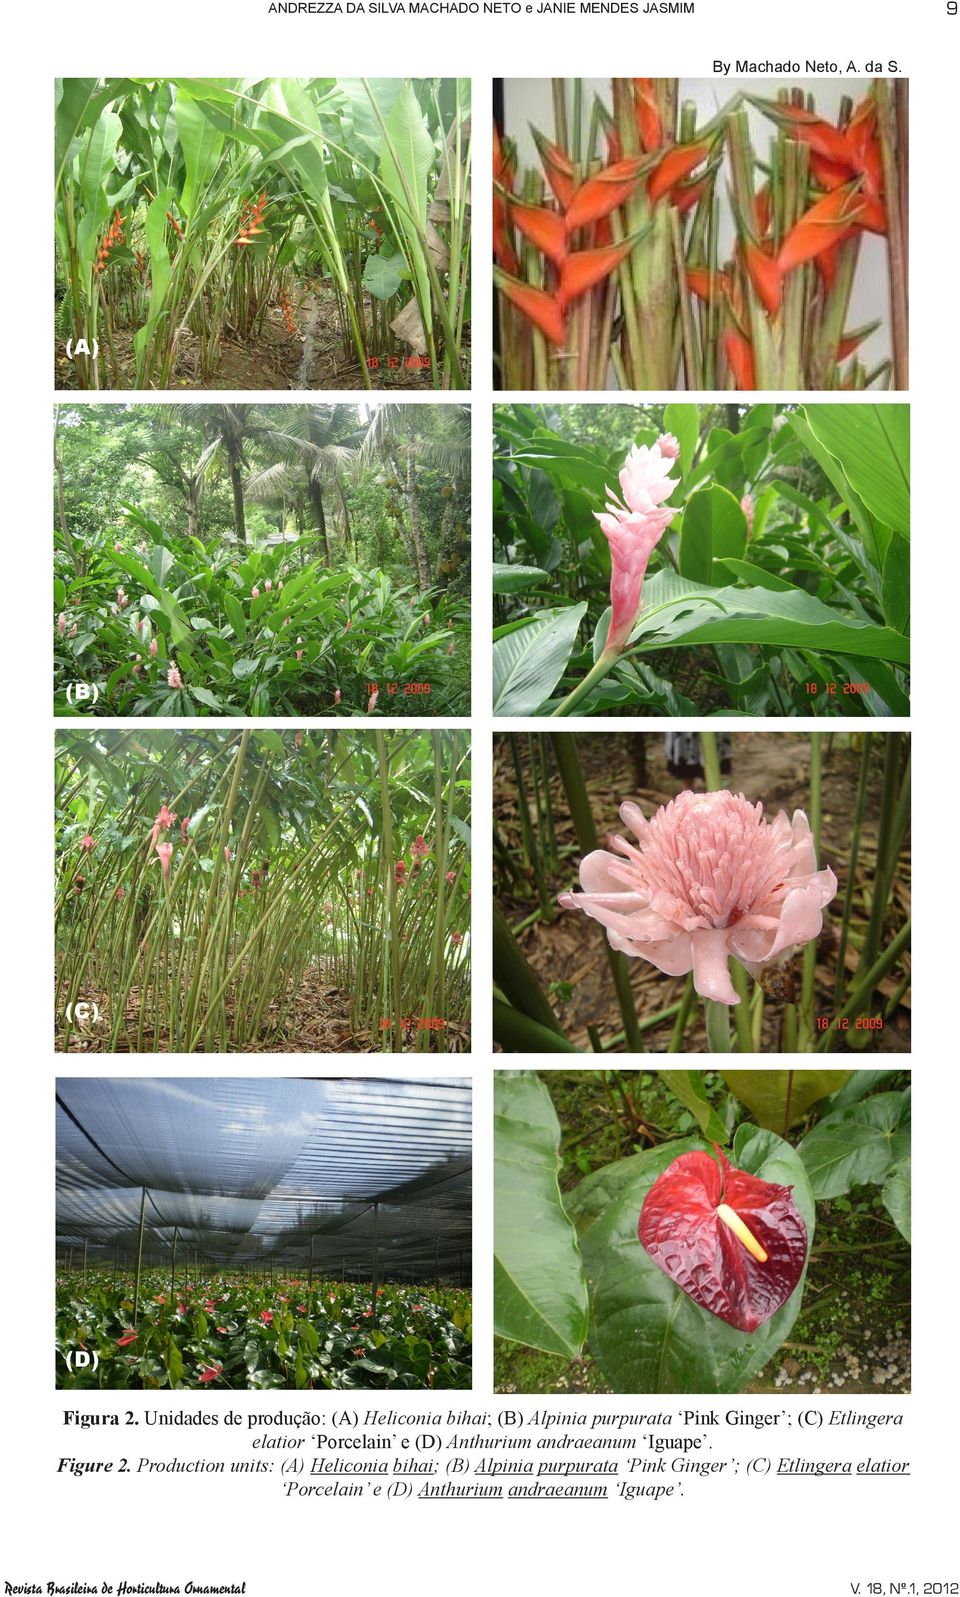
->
796;1091;911;1199
579;1126;814;1393
679;484;748;584
494;1072;589;1358
722;1071;853;1133
493;603;586;715
801;406;909;535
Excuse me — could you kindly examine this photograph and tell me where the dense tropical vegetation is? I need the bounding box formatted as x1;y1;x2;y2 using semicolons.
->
54;402;470;716
56;729;471;1051
56;78;470;390
57;1273;472;1390
493;402;908;717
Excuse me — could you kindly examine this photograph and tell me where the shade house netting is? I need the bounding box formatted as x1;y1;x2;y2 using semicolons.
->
56;1077;472;1282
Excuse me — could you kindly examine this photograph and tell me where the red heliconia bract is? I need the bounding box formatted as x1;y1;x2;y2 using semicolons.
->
639;1144;807;1333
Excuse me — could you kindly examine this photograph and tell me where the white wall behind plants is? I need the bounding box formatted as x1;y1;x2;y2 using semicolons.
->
502;77;893;378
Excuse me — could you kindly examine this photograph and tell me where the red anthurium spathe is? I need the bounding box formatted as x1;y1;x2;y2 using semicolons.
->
639;1144;807;1332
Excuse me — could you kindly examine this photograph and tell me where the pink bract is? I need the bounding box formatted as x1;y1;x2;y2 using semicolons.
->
595;437;679;654
559;789;837;1005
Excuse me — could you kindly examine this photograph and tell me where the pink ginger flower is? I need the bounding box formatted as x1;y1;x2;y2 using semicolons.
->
57;613;67;636
367;689;378;713
114;542;123;553
167;664;183;689
155;840;173;879
411;835;430;858
114;886;125;900
451;930;462;945
224;846;232;864
559;790;837;1006
149;639;158;658
80;833;96;853
656;432;680;460
155;803;177;831
265;579;272;592
445;870;455;884
595;437;679;655
333;689;341;705
251;586;260;600
741;493;755;534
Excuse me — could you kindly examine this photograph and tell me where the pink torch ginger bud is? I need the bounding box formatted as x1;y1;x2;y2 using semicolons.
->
411;835;430;858
137;619;145;635
422;612;429;627
132;661;142;675
741;493;755;534
333;689;341;705
155;840;173;880
167;664;183;689
367;689;378;713
595;440;679;656
656;432;680;460
559;790;837;1006
278;581;284;591
252;869;261;890
181;816;190;840
155;803;177;831
114;886;125;900
149;639;158;658
264;580;272;592
224;846;232;864
451;930;462;945
251;587;260;600
445;870;455;884
80;833;96;853
114;542;122;553
57;613;67;636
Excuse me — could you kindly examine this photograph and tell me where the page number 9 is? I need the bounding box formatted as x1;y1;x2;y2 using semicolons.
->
950;3;957;15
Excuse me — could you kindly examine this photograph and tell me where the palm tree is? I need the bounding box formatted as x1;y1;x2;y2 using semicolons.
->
243;405;361;562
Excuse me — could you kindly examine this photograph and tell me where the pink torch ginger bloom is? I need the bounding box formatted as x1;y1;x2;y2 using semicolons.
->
264;579;272;592
445;870;455;884
559;790;837;1006
155;840;173;879
167;665;183;689
260;1310;273;1324
741;493;755;534
656;432;680;460
57;612;67;636
155;803;177;831
411;835;430;858
198;1365;222;1383
367;689;378;713
114;885;125;900
149;639;158;658
451;930;462;945
595;437;679;655
251;586;260;600
80;833;96;853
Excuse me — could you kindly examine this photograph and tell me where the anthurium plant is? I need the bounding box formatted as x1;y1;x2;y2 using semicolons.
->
494;77;906;391
493;1070;910;1393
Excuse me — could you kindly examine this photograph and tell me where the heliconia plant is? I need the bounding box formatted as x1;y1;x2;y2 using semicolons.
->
494;78;906;390
56;77;471;391
55;729;471;1053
